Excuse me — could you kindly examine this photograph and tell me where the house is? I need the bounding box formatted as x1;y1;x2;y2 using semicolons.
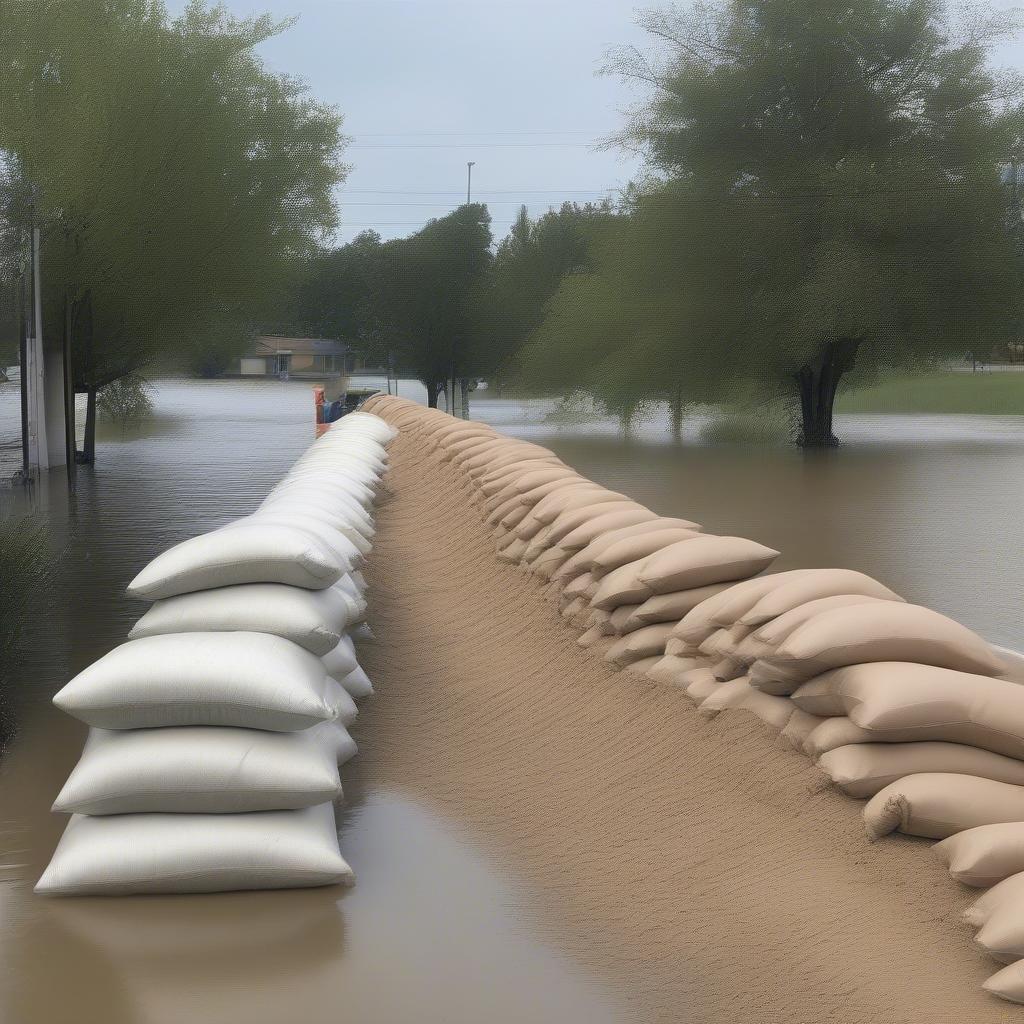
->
237;336;359;379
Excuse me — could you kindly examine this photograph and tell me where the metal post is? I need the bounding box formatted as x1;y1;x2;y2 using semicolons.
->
466;161;475;205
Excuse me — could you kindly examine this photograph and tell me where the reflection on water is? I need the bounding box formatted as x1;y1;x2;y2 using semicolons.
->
1;376;1023;1022
0;378;635;1024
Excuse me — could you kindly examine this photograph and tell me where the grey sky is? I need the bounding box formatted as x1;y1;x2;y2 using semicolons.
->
168;0;1024;247
168;0;652;245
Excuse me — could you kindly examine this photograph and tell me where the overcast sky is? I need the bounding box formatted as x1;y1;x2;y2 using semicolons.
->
167;0;652;245
167;0;1024;247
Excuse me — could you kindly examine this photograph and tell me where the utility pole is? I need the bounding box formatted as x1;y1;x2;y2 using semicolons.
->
466;161;475;206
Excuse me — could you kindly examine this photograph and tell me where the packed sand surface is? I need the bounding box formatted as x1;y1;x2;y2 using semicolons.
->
355;428;1020;1024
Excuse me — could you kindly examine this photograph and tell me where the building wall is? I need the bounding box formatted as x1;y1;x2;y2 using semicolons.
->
239;357;268;376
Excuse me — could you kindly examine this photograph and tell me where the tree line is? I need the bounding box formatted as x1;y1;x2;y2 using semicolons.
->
296;0;1024;445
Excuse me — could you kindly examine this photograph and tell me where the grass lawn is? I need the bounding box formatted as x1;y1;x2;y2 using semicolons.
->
837;370;1024;415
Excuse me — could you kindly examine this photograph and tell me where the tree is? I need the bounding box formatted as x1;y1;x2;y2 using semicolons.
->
0;0;346;461
531;0;1024;445
368;204;493;409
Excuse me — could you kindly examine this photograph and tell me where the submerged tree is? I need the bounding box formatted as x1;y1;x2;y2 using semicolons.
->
530;0;1024;445
0;0;346;461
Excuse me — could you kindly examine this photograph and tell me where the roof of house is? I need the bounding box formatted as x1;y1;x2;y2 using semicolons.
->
249;336;348;357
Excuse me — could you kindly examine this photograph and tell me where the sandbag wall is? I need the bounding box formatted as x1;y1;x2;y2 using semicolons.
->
362;392;1024;1006
36;411;396;896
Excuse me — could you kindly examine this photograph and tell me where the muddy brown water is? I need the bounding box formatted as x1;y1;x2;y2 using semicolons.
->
1;378;1023;1023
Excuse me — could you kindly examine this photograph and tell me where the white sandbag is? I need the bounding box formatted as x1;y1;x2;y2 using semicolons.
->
736;569;903;628
323;635;358;681
54;632;344;731
819;743;1024;799
935;823;1024;887
129;582;357;656
750;604;1006;692
638;535;780;596
863;773;1024;840
338;665;374;700
52;720;351;815
982;960;1024;1005
35;803;354;895
792;662;1024;761
127;520;346;600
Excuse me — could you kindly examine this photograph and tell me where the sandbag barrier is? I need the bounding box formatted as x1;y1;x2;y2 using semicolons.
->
36;411;397;895
361;393;1024;1006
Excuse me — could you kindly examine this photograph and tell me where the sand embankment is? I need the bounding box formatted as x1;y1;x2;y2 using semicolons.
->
354;428;1018;1023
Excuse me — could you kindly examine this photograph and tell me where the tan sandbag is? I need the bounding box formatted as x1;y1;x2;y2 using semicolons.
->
555;509;663;557
529;487;628;528
608;604;642;635
803;716;881;758
588;608;613;636
976;908;1024;965
820;743;1024;799
628;583;735;628
620;656;663;677
604;623;676;666
589;528;701;579
995;645;1024;685
699;622;752;659
671;574;785;647
698;678;793;731
712;657;746;682
681;666;720;704
560;596;586;620
737;568;904;628
963;871;1024;929
982;959;1024;1004
497;537;528;563
863;773;1024;841
639;535;779;596
664;637;694;657
591;560;655;612
544;501;646;549
645;654;704;686
750;604;1006;693
563;572;595;601
708;569;815;627
779;709;827;752
577;625;607;648
794;661;1024;761
697;677;753;717
935;823;1024;887
743;689;794;730
733;594;894;668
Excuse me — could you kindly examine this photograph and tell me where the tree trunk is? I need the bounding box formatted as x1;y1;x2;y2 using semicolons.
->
669;385;685;443
460;378;470;420
793;338;862;448
78;387;97;464
425;379;443;408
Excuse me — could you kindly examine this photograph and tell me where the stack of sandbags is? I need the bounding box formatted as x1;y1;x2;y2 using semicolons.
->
36;412;396;896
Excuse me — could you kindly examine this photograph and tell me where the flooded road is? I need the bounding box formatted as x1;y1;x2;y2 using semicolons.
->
1;377;1023;1023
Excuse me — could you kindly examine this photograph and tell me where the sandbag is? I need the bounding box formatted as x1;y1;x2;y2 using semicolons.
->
338;665;374;700
671;575;789;647
736;568;903;627
129;582;357;656
52;721;353;815
35;803;354;895
819;743;1024;799
975;905;1024;965
552;508;659;554
963;871;1024;929
863;773;1024;840
733;594;894;668
604;623;675;666
935;823;1024;887
791;662;1024;761
590;560;656;611
645;654;704;686
707;569;814;627
778;709;827;752
697;677;792;730
750;604;1006;692
803;717;877;758
127;520;346;600
680;666;719;704
322;635;358;681
638;535;780;596
608;604;643;634
982;960;1024;1005
588;528;701;579
54;632;344;731
628;583;735;628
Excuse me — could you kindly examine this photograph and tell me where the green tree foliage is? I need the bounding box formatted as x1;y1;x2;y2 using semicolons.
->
0;0;346;460
368;204;493;408
528;0;1024;445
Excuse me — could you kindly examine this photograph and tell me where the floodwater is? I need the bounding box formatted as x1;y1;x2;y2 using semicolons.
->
1;376;1024;1023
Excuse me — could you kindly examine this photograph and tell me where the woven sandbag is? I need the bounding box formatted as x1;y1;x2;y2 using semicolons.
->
935;823;1024;887
820;742;1024;799
750;604;1006;693
864;773;1024;840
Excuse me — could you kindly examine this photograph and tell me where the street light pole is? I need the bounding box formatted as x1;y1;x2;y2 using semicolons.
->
466;161;475;205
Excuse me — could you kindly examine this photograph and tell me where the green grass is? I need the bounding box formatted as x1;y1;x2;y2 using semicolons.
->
837;370;1024;415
